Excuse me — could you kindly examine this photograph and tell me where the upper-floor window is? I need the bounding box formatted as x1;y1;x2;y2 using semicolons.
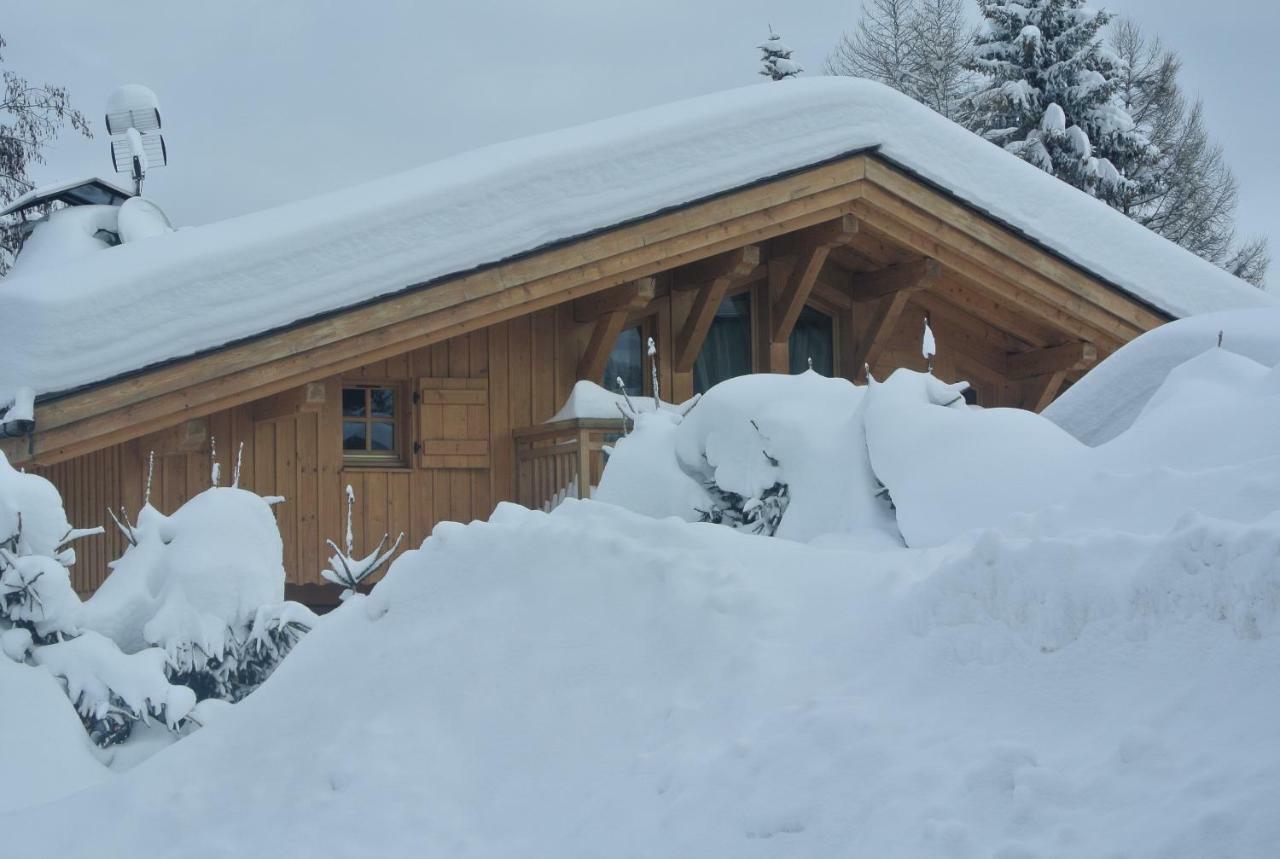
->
694;292;752;394
789;305;834;376
342;385;403;465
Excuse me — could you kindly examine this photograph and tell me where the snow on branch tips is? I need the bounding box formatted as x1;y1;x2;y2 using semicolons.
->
322;485;404;599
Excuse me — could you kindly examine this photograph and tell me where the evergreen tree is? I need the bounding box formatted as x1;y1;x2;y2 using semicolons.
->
0;33;92;276
1109;20;1269;286
759;27;802;81
965;0;1159;207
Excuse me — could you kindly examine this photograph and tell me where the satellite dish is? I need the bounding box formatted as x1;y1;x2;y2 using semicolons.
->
117;197;174;243
106;84;167;195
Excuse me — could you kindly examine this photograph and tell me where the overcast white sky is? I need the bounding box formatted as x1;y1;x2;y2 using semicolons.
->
6;0;1277;272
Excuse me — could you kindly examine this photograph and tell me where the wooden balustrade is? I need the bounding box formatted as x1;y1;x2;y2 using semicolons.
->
513;418;622;511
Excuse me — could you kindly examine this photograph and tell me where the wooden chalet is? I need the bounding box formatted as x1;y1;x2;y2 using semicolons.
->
2;80;1269;606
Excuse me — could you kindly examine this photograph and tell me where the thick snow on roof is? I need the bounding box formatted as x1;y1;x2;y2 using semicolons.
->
0;78;1271;403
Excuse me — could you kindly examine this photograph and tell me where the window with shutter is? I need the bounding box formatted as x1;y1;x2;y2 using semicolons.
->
416;377;490;469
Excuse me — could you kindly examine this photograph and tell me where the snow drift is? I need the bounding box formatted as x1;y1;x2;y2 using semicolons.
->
3;310;1279;856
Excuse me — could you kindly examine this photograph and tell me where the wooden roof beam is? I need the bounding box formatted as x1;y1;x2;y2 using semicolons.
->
1007;341;1098;380
851;258;940;302
673;244;761;290
770;214;860;343
573;276;657;323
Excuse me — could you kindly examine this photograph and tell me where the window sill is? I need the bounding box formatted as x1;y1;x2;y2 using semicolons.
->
341;460;412;473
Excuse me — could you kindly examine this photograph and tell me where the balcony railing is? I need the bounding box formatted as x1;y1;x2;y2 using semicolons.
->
513;418;621;511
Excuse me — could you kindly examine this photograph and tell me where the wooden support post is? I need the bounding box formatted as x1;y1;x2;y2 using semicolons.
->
1007;341;1098;379
577;310;629;384
573;277;658;383
770;215;860;343
1025;371;1068;412
850;258;940;302
576;425;592;500
850;291;913;381
673;246;760;373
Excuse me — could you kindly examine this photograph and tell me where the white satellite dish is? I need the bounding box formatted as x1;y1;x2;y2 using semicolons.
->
106;84;167;195
117;196;174;243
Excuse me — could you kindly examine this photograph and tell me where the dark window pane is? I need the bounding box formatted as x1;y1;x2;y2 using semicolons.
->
342;421;367;451
603;326;644;395
694;292;752;394
370;388;395;417
789;305;834;376
370;422;395;451
342;389;367;417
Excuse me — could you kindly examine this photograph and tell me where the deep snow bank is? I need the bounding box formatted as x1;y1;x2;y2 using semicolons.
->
1044;307;1280;444
5;499;1278;857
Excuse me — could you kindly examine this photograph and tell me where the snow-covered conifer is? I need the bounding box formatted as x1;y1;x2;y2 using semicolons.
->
759;27;802;81
965;0;1159;206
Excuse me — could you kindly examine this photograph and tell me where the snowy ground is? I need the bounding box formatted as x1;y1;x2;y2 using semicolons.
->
4;312;1279;857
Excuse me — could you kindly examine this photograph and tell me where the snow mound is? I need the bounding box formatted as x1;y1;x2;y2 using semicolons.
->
80;487;286;665
6;498;1279;856
0;656;108;810
1045;308;1280;444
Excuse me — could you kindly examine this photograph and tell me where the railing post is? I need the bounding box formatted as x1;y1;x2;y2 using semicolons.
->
576;427;592;500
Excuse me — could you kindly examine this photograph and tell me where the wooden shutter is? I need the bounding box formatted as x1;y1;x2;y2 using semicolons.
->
417;377;490;469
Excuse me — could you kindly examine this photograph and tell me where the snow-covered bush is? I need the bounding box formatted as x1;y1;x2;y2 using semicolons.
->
596;372;899;545
32;632;196;747
83;484;317;702
0;448;318;753
0;451;192;748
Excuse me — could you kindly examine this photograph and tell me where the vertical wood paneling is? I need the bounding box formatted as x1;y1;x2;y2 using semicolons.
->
488;321;513;506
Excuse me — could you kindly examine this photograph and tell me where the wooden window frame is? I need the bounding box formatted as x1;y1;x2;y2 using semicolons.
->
341;381;409;468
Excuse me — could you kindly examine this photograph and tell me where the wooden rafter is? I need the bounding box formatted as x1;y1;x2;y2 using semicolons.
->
850;258;940;302
770;214;860;342
573;276;657;323
1007;341;1097;380
672;244;761;290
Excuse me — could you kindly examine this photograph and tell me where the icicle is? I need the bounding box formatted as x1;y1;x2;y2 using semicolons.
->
344;484;356;557
210;436;220;487
232;441;245;488
648;337;660;410
144;451;155;507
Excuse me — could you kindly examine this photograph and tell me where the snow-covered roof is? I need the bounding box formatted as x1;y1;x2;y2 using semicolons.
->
0;177;132;217
0;78;1272;404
